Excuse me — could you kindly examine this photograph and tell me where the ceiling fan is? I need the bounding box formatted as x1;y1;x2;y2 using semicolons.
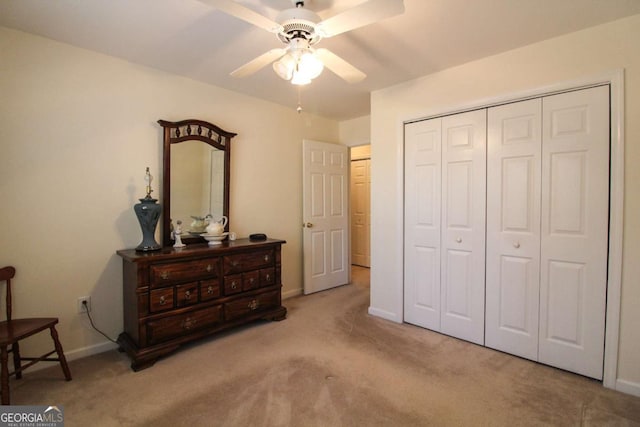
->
200;0;405;85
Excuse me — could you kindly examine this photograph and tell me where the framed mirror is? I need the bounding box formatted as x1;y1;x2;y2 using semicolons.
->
158;119;236;247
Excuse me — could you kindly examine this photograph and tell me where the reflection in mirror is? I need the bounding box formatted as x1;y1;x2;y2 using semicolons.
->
171;142;226;233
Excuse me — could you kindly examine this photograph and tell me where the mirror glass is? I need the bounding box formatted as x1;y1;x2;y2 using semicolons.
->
171;141;226;233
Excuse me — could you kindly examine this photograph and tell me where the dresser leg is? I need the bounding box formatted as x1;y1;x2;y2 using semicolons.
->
268;306;287;321
131;359;157;372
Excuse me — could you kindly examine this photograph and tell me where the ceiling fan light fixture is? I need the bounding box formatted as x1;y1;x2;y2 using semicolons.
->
298;50;324;79
273;46;324;85
291;70;312;85
273;53;295;80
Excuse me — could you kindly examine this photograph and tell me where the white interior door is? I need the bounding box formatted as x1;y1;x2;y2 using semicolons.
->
404;110;486;344
538;85;609;379
440;110;487;345
351;159;370;267
303;140;349;294
486;98;542;360
404;118;442;330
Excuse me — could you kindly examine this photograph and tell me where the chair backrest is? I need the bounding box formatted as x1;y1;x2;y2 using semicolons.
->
0;266;16;322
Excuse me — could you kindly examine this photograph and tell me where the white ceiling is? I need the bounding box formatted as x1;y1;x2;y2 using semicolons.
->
1;0;639;120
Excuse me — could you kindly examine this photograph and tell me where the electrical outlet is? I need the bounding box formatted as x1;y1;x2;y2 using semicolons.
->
77;296;91;314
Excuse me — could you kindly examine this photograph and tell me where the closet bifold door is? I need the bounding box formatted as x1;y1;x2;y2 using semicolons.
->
403;110;487;346
404;118;442;331
486;98;542;361
538;86;609;380
440;110;487;345
486;86;609;379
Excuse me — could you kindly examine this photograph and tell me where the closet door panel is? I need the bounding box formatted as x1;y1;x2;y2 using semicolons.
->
486;98;541;360
404;118;442;330
539;85;609;380
440;110;486;345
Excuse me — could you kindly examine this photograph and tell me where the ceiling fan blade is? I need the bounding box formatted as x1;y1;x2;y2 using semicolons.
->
315;48;366;84
230;48;286;78
317;0;404;38
199;0;283;33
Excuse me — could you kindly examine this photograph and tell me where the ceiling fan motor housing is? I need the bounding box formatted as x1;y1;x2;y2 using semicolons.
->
276;7;322;44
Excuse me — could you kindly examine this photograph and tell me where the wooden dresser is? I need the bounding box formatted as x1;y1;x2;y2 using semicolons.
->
116;238;286;371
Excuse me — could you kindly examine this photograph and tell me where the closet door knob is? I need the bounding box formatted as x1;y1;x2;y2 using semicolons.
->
456;237;462;243
514;242;521;248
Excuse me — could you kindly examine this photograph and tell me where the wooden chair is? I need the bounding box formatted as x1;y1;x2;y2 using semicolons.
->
0;266;71;405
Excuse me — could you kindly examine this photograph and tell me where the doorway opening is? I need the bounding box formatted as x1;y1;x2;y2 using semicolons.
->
350;145;371;283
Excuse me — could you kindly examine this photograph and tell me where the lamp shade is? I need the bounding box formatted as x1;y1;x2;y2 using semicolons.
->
291;71;312;85
273;53;295;80
298;51;324;79
272;45;324;85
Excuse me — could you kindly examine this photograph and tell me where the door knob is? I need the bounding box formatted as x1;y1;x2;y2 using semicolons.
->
456;237;462;243
514;242;521;248
303;222;313;228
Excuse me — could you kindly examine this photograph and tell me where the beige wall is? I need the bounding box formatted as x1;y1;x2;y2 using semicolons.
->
370;14;640;391
339;115;370;147
0;27;338;359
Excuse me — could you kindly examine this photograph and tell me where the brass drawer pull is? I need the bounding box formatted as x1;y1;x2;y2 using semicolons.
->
159;296;167;305
265;273;271;281
264;255;270;262
160;271;169;280
207;286;214;294
184;290;191;300
206;264;213;272
231;281;238;290
182;317;197;330
248;300;259;311
249;277;255;284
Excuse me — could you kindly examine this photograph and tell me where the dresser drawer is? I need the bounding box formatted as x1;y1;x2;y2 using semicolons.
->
223;249;274;275
225;290;280;321
176;282;198;307
242;270;260;291
200;279;221;301
150;258;219;287
149;288;174;313
260;267;275;287
224;274;242;296
146;305;223;345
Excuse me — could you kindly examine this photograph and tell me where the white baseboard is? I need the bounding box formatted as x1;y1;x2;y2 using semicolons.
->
65;340;120;361
616;378;640;397
26;340;119;373
368;306;401;323
282;288;303;299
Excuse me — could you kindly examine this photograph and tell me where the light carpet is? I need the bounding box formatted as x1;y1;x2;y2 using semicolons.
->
9;267;640;426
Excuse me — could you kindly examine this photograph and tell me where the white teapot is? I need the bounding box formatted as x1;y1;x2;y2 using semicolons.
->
205;215;228;236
